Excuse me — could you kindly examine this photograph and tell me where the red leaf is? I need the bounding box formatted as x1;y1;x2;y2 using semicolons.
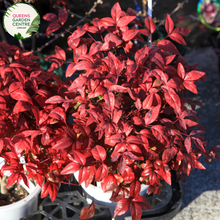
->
13;100;30;114
132;195;152;209
73;150;86;165
49;107;66;122
6;172;19;187
169;32;186;45
9;83;33;104
194;160;206;169
41;181;59;202
173;26;191;36
91;145;106;161
157;39;180;55
184;136;191;153
101;174;118;192
68;29;86;42
52;136;74;150
101;17;115;27
114;198;131;217
43;13;58;22
80;201;95;219
145;105;160;126
193;138;206;153
117;16;136;27
95;163;108;181
130;203;142;220
104;92;115;111
89;41;103;56
162;147;178;163
185;70;206;81
183;80;198;94
144;15;156;34
55;45;66;61
162;86;181;115
130;181;141;198
60;162;81;174
165;14;174;35
66;62;75;77
151;125;168;145
58;6;68;25
167;77;182;90
46;95;65;104
177;62;185;79
151;69;167;84
122;29;139;41
46;22;61;36
164;54;176;65
111;2;122;23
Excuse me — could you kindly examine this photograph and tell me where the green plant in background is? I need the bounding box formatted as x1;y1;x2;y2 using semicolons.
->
14;32;24;40
26;14;40;35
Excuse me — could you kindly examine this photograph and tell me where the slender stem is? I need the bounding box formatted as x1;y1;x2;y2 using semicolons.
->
35;0;102;54
156;0;189;28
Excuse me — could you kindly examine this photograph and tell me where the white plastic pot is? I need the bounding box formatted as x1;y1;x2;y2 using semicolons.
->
74;172;149;220
0;157;41;220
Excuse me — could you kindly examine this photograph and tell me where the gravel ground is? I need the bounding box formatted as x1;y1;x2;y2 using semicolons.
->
172;47;220;220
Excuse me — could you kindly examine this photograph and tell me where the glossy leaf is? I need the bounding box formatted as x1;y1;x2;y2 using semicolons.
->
80;201;95;219
58;6;68;25
165;14;174;35
46;22;61;36
157;39;180;55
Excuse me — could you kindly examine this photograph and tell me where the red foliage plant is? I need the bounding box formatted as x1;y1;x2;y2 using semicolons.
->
1;2;220;220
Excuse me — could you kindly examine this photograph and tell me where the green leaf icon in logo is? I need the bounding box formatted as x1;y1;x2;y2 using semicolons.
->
14;32;24;40
26;14;40;34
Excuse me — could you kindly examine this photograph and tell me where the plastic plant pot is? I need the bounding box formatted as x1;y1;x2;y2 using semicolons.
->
0;157;41;220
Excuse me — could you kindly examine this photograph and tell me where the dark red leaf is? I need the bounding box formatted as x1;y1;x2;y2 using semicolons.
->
95;163;108;181
132;195;152;209
52;136;74;150
43;13;58;22
9;83;33;104
89;41;102;56
114;198;131;218
58;6;68;25
73;150;86;165
173;26;191;36
80;201;95;219
130;181;141;198
165;14;174;35
162;147;178;163
60;162;81;174
151;125;168;145
46;22;61;36
46;95;65;104
144;15;156;34
91;145;106;161
145;105;160;126
130;203;142;220
157;39;180;55
169;32;186;45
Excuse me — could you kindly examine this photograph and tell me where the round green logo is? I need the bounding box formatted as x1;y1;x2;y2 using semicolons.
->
3;3;40;40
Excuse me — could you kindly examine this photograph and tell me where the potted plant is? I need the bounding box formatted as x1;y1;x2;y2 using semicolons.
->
0;42;66;220
1;2;220;220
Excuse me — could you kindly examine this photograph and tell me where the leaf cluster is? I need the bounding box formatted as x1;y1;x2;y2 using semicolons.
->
0;2;219;220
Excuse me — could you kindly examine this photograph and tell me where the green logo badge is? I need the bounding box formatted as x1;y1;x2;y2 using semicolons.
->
3;3;40;39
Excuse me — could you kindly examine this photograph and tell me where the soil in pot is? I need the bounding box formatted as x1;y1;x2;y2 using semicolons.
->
0;176;32;206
